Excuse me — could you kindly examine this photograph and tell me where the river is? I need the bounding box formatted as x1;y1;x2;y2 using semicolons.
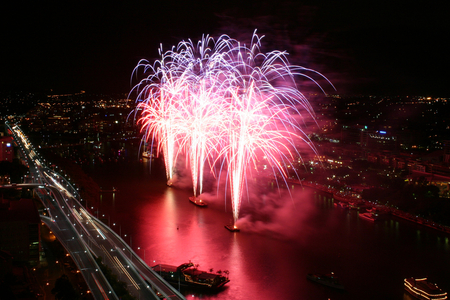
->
82;142;450;300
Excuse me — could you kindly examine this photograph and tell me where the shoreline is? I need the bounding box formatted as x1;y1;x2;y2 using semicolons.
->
301;180;450;235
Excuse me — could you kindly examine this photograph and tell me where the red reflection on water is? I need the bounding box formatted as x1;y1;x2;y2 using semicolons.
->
135;186;319;299
135;187;260;299
90;158;450;300
137;188;213;267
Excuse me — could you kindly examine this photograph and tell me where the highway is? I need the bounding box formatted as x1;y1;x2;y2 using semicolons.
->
5;122;186;300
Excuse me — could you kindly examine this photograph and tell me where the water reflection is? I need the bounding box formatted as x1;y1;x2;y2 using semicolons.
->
223;234;248;300
87;159;450;300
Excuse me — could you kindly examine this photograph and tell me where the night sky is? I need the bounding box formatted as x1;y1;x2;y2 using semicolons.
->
1;1;448;96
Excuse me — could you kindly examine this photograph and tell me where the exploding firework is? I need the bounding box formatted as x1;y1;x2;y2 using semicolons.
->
133;35;233;190
132;31;332;226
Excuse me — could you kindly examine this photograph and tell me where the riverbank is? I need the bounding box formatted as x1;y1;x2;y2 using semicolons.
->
302;180;450;235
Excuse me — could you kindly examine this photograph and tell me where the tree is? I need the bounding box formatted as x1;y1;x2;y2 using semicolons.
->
0;159;29;183
51;274;79;300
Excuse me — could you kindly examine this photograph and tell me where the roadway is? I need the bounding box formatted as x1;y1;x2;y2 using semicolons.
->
5;122;186;300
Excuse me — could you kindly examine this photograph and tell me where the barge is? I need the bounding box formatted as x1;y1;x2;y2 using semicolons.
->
152;262;229;289
359;212;380;222
307;272;344;290
189;196;207;207
404;277;447;300
224;224;240;232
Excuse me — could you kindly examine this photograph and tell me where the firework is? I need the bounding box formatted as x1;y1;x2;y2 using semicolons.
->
133;31;332;226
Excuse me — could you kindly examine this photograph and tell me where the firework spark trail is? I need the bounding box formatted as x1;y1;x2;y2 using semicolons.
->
133;31;332;226
134;34;242;191
210;35;332;225
136;75;189;183
176;79;229;197
134;35;234;187
219;83;307;225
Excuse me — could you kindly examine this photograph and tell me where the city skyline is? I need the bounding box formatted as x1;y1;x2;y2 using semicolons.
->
2;1;449;96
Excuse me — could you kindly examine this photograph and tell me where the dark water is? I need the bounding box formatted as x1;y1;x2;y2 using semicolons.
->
84;151;450;300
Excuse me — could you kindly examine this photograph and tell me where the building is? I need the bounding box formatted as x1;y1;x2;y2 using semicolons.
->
360;130;399;150
0;136;14;162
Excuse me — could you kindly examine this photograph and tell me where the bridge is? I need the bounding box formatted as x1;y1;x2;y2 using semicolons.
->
5;122;186;300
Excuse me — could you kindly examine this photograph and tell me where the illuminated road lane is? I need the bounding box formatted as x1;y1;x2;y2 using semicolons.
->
6;122;185;300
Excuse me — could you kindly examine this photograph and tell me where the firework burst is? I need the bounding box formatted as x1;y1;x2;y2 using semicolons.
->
132;31;332;226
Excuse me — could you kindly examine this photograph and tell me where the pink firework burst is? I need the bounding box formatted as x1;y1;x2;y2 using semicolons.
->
132;31;333;226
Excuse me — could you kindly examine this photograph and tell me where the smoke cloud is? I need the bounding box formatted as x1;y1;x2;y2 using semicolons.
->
236;186;319;242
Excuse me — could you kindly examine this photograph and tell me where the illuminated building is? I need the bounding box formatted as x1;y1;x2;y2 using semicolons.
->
0;136;14;162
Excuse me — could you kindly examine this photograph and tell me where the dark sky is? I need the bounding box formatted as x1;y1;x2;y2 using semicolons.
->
1;1;448;96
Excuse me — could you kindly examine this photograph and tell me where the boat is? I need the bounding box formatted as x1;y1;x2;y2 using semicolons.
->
307;272;344;290
334;202;348;209
367;205;391;215
359;212;379;221
142;147;157;159
142;151;153;159
151;262;230;289
224;224;240;232
405;278;448;299
404;278;447;300
189;196;207;207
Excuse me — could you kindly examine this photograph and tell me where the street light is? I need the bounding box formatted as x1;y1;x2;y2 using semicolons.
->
112;223;121;236
138;247;146;261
